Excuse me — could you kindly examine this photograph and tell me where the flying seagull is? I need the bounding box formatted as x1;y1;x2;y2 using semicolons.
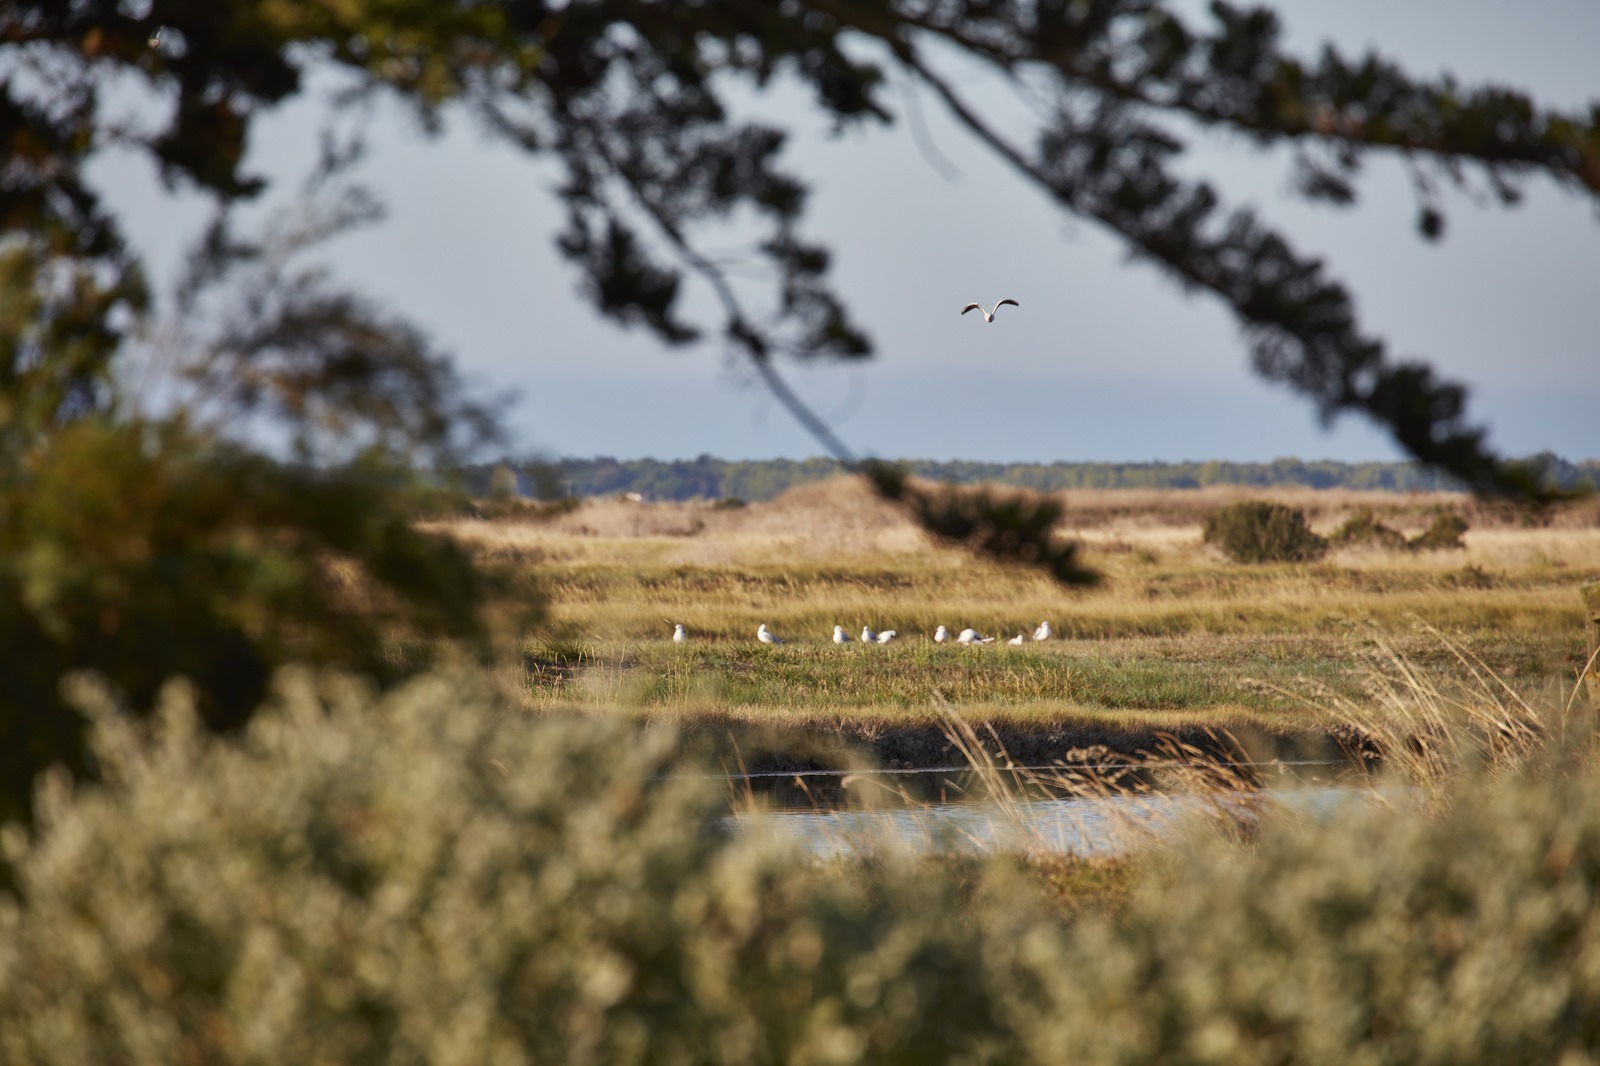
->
672;623;688;643
833;625;853;644
757;623;784;644
961;299;1019;323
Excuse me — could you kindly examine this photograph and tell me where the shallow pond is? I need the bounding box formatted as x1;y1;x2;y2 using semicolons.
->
731;783;1377;859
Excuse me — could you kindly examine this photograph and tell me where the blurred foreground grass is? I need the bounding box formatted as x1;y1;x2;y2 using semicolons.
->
2;658;1597;1063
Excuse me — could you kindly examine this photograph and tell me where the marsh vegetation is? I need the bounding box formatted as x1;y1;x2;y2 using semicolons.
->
437;479;1596;772
4;478;1599;1062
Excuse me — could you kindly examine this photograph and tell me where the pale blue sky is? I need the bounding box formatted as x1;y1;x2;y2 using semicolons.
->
98;1;1600;463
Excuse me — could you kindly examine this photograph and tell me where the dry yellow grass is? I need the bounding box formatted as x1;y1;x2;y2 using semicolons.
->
431;477;1597;647
428;476;925;568
436;476;1598;558
427;477;1595;743
1053;484;1600;530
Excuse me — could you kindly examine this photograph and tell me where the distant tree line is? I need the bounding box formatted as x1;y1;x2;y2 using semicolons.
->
461;453;1600;503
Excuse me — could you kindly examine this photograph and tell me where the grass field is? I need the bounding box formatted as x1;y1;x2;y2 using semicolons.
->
433;477;1598;771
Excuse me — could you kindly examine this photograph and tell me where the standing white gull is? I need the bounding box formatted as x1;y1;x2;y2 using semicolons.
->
861;625;877;644
672;623;688;643
956;627;995;645
1034;620;1053;641
757;623;784;644
876;630;898;644
960;299;1019;323
934;625;950;644
833;625;853;644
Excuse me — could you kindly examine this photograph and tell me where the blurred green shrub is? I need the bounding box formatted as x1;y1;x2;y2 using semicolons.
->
0;161;519;829
1328;508;1469;553
1203;500;1329;563
1036;762;1600;1063
0;422;509;828
1331;507;1409;550
471;495;583;522
0;671;1057;1064
1409;512;1470;551
867;462;1099;587
3;669;1600;1063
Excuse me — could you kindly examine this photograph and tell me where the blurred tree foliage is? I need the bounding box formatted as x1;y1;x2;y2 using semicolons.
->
0;11;516;826
0;427;496;823
0;220;509;827
7;3;1597;479
4;1;1598;817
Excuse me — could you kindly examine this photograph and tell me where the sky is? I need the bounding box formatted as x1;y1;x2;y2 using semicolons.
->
96;0;1600;465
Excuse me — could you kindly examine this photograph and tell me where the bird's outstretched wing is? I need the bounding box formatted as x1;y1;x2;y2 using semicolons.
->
960;303;982;315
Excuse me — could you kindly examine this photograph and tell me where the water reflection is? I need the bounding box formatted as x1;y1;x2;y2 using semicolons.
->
733;785;1371;859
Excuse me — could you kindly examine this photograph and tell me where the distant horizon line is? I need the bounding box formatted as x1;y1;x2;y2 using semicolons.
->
502;453;1600;467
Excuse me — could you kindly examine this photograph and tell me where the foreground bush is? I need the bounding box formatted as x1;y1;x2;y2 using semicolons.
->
0;672;1058;1065
3;670;1600;1063
1203;500;1328;563
1033;763;1600;1063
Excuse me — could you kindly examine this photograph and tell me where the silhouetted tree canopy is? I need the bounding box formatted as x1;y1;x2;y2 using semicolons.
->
2;1;1597;821
6;1;1597;486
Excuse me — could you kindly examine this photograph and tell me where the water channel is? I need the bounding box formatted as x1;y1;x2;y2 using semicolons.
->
719;761;1382;858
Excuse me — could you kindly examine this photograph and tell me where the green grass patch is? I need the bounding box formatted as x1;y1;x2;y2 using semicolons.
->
519;629;1574;726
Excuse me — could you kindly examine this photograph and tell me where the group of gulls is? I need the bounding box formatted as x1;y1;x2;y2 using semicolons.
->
673;621;1053;645
834;625;898;644
939;621;1054;645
